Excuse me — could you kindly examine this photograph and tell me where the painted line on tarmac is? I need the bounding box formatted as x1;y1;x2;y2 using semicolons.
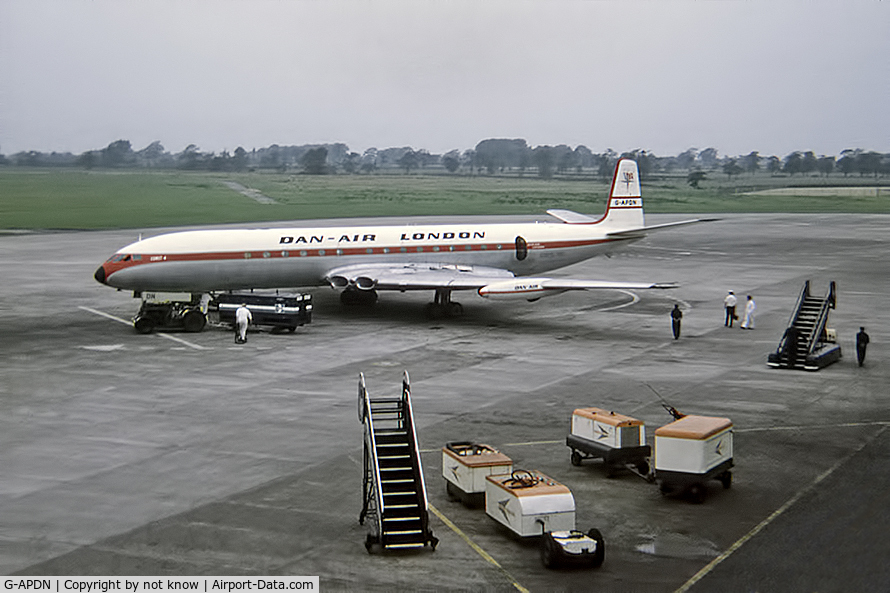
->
596;290;639;312
736;421;890;433
79;306;207;350
674;424;888;593
428;503;529;593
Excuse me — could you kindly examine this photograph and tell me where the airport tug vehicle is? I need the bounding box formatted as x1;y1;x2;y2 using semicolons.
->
654;414;734;503
442;441;513;507
566;407;651;478
485;470;605;569
133;292;208;334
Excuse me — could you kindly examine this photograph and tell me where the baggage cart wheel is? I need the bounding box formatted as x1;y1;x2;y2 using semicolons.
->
541;532;559;569
570;450;583;466
587;528;605;568
688;483;706;504
445;481;460;502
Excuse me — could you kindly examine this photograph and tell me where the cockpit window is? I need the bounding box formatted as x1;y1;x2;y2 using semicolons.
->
106;254;139;263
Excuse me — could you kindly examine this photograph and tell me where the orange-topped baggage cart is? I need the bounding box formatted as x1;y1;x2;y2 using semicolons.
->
442;441;513;507
566;407;651;477
654;414;733;503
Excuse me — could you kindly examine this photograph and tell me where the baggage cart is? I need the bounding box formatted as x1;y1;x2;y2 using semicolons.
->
485;469;604;569
210;291;312;332
442;441;512;507
566;407;651;477
654;415;733;503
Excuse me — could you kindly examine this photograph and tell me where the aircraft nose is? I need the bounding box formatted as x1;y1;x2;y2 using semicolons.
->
94;265;107;284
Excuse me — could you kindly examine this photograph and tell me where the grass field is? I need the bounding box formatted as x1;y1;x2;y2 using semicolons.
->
1;168;888;230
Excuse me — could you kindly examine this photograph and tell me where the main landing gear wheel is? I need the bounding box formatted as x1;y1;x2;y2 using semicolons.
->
426;289;463;319
341;288;378;307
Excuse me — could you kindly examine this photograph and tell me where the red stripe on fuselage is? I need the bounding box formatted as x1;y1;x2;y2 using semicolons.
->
101;237;618;281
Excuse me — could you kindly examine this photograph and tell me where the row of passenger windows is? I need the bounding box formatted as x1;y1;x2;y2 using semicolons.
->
115;239;529;262
243;244;504;258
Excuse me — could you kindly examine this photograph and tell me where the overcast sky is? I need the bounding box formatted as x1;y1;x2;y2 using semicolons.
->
1;0;888;159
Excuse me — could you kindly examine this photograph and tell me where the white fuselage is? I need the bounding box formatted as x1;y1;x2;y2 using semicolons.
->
101;219;635;293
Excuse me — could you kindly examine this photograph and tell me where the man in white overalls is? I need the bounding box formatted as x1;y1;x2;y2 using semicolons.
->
235;303;252;343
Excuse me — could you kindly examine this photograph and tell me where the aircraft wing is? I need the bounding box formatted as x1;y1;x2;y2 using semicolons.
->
324;263;674;300
325;263;516;291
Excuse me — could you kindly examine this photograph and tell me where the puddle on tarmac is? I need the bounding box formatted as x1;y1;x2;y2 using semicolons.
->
635;533;720;560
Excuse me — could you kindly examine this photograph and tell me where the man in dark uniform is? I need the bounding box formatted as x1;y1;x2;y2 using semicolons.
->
856;327;870;367
782;325;801;368
671;304;683;340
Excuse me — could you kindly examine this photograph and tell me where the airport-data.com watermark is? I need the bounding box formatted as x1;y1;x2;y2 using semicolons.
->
3;579;318;593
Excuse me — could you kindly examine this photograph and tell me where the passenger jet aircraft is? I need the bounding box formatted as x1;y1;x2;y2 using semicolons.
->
94;159;704;316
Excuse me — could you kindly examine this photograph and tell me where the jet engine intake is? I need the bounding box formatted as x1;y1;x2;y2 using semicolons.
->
354;277;377;290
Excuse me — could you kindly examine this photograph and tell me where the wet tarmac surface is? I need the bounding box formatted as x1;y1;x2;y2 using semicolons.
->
1;213;887;591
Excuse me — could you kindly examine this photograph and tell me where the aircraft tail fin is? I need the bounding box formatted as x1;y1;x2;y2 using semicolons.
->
547;159;645;229
601;158;645;229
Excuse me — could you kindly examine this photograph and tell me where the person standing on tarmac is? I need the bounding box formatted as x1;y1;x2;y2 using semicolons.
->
856;327;870;367
741;295;756;330
671;304;683;340
235;303;252;344
724;291;738;327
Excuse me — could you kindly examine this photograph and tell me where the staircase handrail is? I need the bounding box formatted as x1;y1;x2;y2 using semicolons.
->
359;373;385;538
804;284;834;355
776;280;810;354
401;370;431;541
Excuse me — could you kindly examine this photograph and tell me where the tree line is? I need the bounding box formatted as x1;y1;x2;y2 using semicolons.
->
2;139;888;180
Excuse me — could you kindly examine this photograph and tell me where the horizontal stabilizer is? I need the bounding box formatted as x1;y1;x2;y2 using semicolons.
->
547;209;599;224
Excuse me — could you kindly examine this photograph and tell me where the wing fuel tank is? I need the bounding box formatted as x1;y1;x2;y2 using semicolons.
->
478;279;558;300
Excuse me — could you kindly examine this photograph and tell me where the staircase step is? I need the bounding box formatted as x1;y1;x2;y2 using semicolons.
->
384;542;426;550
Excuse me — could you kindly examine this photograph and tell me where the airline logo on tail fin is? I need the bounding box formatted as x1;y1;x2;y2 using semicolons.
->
601;159;645;229
609;159;642;202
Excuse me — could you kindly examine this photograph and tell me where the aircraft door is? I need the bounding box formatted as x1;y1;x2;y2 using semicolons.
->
515;236;528;261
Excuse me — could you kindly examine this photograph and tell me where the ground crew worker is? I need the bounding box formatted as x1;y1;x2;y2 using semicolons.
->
741;295;756;329
671;304;683;340
782;325;801;368
724;291;738;327
235;303;252;344
856;327;870;367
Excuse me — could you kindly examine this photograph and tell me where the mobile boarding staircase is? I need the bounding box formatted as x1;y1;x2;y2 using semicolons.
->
768;281;841;371
359;371;437;552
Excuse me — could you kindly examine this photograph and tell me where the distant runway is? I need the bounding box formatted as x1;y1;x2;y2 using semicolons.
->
1;213;887;591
